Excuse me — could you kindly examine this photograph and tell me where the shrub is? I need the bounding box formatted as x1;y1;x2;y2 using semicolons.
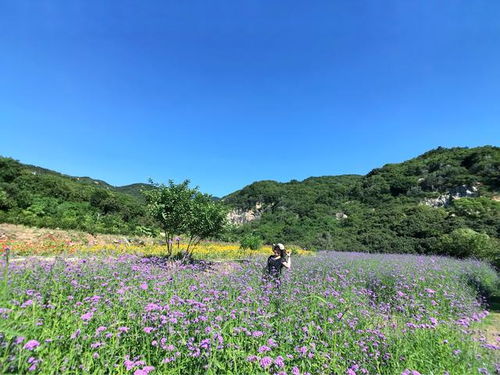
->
286;244;305;255
460;261;499;299
239;235;262;250
438;228;497;262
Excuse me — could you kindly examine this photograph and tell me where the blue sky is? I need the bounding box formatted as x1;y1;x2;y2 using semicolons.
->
1;1;499;197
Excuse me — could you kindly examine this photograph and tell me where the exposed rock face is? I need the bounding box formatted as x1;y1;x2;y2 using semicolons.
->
421;185;479;208
335;212;348;220
422;195;449;208
227;202;264;225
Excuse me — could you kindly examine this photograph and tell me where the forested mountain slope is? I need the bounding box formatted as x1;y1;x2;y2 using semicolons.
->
224;146;499;263
0;157;152;234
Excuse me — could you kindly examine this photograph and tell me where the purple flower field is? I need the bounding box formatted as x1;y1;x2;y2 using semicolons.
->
0;252;498;374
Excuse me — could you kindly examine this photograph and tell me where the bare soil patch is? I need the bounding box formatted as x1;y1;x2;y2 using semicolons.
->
483;312;500;345
0;223;151;246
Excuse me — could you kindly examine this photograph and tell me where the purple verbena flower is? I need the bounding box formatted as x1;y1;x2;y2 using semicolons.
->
258;345;271;353
23;340;40;351
259;356;273;368
71;329;81;339
252;331;264;337
274;356;285;368
81;311;94;322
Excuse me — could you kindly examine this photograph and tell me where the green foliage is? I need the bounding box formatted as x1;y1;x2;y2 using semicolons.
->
0;156;148;235
184;192;228;256
143;180;196;256
438;228;499;268
143;180;228;257
0;157;22;183
239;234;262;250
438;228;489;257
0;188;11;210
225;146;500;264
450;197;500;237
135;225;160;238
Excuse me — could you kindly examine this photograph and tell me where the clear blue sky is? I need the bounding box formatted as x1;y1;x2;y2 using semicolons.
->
1;1;499;197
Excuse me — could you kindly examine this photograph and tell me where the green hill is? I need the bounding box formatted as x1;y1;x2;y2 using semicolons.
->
223;146;499;264
0;157;153;234
115;183;154;201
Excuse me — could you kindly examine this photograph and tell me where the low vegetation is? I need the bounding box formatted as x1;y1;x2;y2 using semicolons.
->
0;252;497;374
0;224;310;260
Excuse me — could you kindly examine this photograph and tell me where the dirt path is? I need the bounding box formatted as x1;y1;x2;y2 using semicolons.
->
8;256;82;263
0;223;151;245
483;295;500;346
483;312;500;345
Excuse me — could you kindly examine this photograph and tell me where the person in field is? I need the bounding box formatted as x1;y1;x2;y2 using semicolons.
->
266;243;291;278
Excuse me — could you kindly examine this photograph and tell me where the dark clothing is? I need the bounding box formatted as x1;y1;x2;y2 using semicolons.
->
267;256;286;277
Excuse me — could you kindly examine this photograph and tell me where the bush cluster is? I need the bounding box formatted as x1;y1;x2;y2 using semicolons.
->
239;234;262;250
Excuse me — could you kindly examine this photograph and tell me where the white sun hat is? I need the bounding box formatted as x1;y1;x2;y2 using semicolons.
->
273;243;285;250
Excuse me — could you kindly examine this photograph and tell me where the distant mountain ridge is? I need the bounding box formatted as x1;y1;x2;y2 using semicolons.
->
20;162;151;199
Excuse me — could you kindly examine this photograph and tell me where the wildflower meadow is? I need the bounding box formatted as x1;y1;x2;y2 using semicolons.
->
0;250;498;374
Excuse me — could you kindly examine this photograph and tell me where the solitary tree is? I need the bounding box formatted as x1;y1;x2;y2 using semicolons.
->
184;193;228;258
143;180;227;258
143;180;196;256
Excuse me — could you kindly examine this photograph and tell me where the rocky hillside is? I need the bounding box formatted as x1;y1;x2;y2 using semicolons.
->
223;146;499;264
